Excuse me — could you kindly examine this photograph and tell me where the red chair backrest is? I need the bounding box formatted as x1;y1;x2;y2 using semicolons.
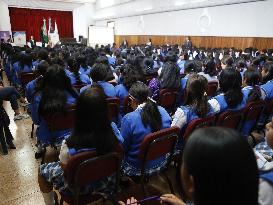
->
43;105;76;131
20;72;38;87
158;89;179;111
183;115;216;140
139;126;179;162
216;110;243;130
106;97;120;121
242;100;265;122
207;81;218;97
65;151;120;188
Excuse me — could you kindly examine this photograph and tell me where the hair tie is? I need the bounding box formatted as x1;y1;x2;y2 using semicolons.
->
204;92;207;96
147;97;157;103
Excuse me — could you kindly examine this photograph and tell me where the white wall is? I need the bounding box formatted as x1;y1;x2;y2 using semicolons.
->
95;0;273;37
73;3;95;39
0;0;12;33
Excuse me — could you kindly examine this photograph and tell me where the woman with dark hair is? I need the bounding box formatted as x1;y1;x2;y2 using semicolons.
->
66;56;91;85
32;65;79;153
13;53;33;86
160;127;258;205
236;58;247;78
242;68;262;103
121;81;171;176
208;67;247;113
260;62;273;100
115;64;144;115
80;63;116;97
149;58;181;100
77;55;91;76
180;60;198;90
198;59;218;82
39;87;119;204
172;74;215;151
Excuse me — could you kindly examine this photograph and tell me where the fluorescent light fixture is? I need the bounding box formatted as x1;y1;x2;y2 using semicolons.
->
135;6;153;12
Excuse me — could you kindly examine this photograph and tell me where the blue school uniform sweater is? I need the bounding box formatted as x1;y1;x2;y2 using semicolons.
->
261;80;273;100
68;72;91;85
31;92;77;144
121;105;171;173
79;66;92;76
115;84;129;115
80;81;116;98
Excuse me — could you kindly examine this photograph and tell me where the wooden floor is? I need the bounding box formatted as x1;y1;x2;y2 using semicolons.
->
0;74;180;205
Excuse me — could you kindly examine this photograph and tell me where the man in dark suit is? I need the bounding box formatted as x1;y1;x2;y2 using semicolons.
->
30;35;36;48
183;37;192;50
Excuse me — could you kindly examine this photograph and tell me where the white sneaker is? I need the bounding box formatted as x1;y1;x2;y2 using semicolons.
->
14;113;30;121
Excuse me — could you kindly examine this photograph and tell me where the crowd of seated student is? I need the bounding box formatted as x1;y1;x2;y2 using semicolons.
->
1;40;273;204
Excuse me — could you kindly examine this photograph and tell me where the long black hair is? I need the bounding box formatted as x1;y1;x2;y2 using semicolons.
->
19;53;32;70
66;87;116;155
67;56;81;85
243;68;262;103
123;64;144;90
184;74;208;118
129;82;162;132
37;64;78;116
203;59;217;77
159;61;180;89
183;127;258;205
262;61;273;83
219;68;243;108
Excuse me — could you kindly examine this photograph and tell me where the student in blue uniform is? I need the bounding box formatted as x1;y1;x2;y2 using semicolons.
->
80;63;116;97
208;67;247;113
25;60;49;104
121;82;171;176
198;59;218;82
38;87;118;205
180;60;198;91
13;53;33;86
66;57;91;85
172;74;215;151
236;58;247;78
115;64;143;116
77;55;91;76
241;68;263;137
32;65;79;155
260;62;273;100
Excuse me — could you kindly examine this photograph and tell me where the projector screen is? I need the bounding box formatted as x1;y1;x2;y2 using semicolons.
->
88;26;114;47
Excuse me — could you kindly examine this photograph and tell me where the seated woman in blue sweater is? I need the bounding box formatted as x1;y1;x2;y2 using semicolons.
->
13;53;33;87
172;74;215;151
80;63;116;97
260;62;273;100
77;55;92;76
115;64;144;116
32;65;79;155
39;87;118;205
121;81;171;176
241;68;263;137
66;56;91;85
208;67;247;113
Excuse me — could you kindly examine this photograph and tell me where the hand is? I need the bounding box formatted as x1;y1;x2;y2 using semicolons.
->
119;197;139;205
160;194;186;205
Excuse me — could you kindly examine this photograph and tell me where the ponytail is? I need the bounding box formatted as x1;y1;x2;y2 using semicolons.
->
67;57;81;84
224;87;243;108
141;98;162;132
247;86;261;103
195;93;208;118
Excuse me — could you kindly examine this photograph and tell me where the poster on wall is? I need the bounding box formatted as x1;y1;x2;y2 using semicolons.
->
13;31;26;47
0;31;11;42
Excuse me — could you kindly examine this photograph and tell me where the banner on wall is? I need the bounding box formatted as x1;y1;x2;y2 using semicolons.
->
0;31;11;42
13;31;27;47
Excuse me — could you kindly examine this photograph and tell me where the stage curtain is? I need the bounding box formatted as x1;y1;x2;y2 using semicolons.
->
9;7;73;42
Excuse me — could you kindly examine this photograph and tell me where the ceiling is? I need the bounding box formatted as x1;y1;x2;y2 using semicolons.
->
3;0;97;10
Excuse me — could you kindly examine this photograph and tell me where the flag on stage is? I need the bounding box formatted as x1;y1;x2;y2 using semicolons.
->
42;18;48;43
54;20;58;35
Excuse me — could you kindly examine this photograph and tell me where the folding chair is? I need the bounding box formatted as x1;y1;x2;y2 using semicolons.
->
57;151;121;205
216;110;243;130
158;89;179;114
137;126;179;195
